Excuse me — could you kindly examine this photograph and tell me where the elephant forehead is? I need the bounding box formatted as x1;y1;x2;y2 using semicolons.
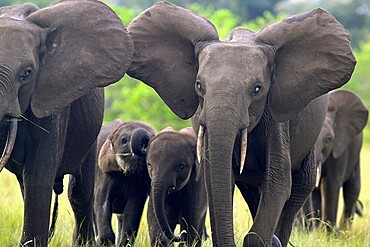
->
0;20;42;55
148;135;192;159
198;42;268;76
322;117;335;135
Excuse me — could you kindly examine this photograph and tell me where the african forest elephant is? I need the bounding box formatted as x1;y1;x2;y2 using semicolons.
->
0;1;132;246
127;2;356;246
146;127;207;246
94;119;155;246
312;90;368;230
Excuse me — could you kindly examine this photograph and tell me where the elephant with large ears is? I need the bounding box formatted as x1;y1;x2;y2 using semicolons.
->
127;2;356;246
312;90;368;231
0;1;133;246
146;127;207;246
94;119;155;246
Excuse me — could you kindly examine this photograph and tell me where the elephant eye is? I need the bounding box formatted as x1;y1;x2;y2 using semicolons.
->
252;84;262;95
324;137;332;144
121;137;128;144
195;80;203;94
177;163;185;172
19;69;32;82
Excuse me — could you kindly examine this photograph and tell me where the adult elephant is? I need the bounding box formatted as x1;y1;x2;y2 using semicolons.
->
127;2;356;246
312;90;368;230
0;1;132;246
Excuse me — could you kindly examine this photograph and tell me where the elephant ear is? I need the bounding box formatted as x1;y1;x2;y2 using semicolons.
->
179;127;201;181
127;2;219;119
330;90;368;158
26;0;133;118
0;3;39;19
98;138;121;173
159;126;176;134
256;8;356;122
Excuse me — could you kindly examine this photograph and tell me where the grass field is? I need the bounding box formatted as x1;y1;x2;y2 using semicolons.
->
1;147;370;246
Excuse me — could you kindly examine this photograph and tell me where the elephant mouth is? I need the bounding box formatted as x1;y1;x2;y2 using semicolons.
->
197;124;248;174
115;154;146;174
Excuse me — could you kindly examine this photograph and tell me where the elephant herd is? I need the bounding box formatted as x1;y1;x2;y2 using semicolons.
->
0;0;367;246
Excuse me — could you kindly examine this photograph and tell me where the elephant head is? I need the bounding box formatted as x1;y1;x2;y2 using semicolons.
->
127;2;355;245
314;90;368;185
146;127;200;242
0;0;133;171
98;121;155;174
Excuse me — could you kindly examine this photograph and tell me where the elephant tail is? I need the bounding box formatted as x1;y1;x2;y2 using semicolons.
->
48;177;64;242
355;200;364;217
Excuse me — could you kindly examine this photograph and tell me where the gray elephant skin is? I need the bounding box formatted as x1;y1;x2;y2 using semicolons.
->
309;90;368;231
93;119;155;246
146;127;207;246
0;1;133;246
126;2;356;246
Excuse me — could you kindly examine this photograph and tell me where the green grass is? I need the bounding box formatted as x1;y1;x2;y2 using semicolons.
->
1;147;370;246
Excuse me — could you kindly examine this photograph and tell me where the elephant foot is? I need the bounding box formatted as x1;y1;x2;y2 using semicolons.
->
243;233;282;247
96;233;115;246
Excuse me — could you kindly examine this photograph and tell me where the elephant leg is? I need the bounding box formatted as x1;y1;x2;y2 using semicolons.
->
244;125;292;247
21;114;66;246
340;164;361;228
311;189;322;219
117;195;147;246
68;148;96;245
320;177;341;231
301;193;316;230
21;164;56;246
179;209;205;246
95;199;115;246
116;214;124;245
275;149;316;246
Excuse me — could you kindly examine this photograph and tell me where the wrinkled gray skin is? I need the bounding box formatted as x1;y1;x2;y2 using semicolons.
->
146;127;207;247
309;90;368;231
0;1;132;246
93;120;155;246
127;2;356;246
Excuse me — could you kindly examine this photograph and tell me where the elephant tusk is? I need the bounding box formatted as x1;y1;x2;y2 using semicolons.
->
240;128;247;174
315;162;322;188
196;125;204;163
0;118;18;172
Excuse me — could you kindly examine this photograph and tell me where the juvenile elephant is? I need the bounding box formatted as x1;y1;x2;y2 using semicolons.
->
146;127;207;246
0;1;132;246
127;2;356;246
311;90;368;230
94;119;155;246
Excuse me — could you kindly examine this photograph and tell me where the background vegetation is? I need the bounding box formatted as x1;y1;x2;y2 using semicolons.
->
0;0;370;246
1;0;369;132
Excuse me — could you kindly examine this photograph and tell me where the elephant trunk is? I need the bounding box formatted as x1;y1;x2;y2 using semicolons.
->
204;108;241;246
152;181;181;242
130;128;151;157
0;118;18;172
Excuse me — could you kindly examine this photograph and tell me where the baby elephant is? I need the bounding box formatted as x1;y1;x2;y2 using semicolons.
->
146;127;207;246
310;90;368;230
94;119;155;246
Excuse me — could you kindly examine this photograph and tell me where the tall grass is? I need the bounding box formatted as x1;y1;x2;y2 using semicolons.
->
1;147;370;246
